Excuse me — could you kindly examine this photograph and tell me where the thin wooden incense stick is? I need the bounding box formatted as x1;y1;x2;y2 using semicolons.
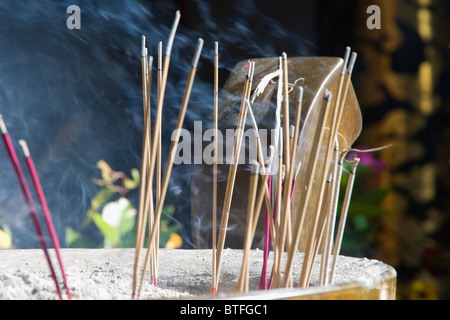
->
259;173;271;290
132;35;152;298
279;90;333;288
237;145;275;292
141;37;204;296
211;41;219;295
329;157;360;283
246;98;276;243
319;140;339;285
327;148;347;271
155;46;163;277
155;41;163;283
273;86;303;287
0;116;63;300
274;53;293;285
269;131;284;288
236;161;260;293
281;52;291;179
149;53;159;287
214;61;254;292
19;139;72;299
138;54;158;292
299;50;358;288
268;139;284;289
318;155;337;286
286;86;304;249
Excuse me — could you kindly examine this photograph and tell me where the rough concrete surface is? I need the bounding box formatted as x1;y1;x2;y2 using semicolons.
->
0;248;394;300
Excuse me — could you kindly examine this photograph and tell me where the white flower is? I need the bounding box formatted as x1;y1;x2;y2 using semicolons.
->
102;197;136;229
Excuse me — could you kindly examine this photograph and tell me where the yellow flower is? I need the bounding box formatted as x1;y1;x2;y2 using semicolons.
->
0;229;12;249
164;233;183;249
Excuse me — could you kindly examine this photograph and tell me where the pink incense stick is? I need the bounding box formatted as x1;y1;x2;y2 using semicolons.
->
0;116;63;300
19;139;72;299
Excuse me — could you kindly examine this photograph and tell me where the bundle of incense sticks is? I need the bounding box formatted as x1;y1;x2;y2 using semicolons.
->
219;47;360;293
131;10;362;297
0;116;71;300
131;11;205;298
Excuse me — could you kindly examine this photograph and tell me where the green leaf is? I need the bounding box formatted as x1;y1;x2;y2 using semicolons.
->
124;168;140;190
91;188;115;211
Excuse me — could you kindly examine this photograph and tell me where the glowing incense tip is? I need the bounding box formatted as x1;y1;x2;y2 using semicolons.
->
0;115;7;134
214;41;219;56
298;86;304;104
158;41;163;71
166;10;181;57
341;47;351;75
347;52;358;75
141;35;146;57
18;140;30;158
191;38;204;69
282;52;287;60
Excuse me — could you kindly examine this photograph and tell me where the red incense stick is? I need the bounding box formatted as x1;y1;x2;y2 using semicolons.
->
0;116;63;300
19;140;71;299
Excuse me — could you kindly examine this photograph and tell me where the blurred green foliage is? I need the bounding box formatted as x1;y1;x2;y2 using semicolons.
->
65;160;181;249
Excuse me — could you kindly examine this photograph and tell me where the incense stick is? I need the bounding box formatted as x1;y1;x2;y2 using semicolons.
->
299;50;357;288
19;139;72;299
268;138;284;289
211;41;219;295
319;140;339;286
281;52;291;179
133;35;153;298
0;116;63;300
273;53;294;286
138;54;157;293
272;87;303;287
329;157;360;283
279;90;333;288
132;11;180;298
246;97;277;290
214;61;254;292
236;161;260;293
155;41;163;283
140;37;204;297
